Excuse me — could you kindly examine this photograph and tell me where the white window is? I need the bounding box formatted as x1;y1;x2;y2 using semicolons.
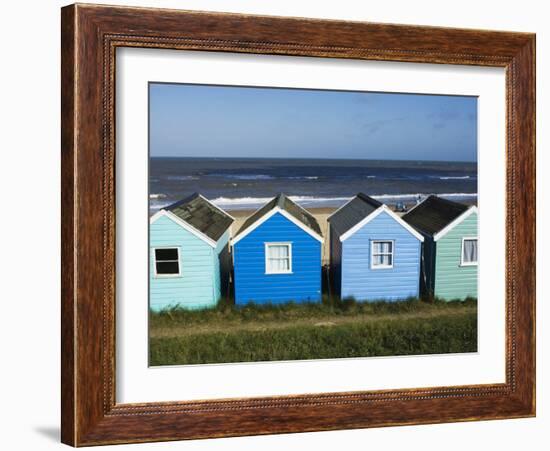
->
461;237;478;266
371;240;394;269
265;243;292;274
153;247;181;277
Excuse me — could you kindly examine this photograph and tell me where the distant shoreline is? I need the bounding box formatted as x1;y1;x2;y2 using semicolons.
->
229;201;474;265
150;155;478;165
151;193;478;213
149;157;478;226
229;199;477;219
230;206;334;219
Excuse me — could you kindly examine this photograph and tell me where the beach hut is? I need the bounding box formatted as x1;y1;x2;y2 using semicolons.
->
231;193;323;305
402;195;478;300
328;193;424;301
149;193;234;311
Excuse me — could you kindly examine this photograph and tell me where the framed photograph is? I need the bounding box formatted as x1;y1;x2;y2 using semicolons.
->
61;4;535;446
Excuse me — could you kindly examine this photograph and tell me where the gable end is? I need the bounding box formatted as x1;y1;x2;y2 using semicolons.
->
340;205;424;242
150;209;217;248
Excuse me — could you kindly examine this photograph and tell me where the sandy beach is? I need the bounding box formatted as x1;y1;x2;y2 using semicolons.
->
227;199;477;265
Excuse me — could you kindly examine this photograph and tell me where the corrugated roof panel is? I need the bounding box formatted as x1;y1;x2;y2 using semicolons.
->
164;193;234;242
328;193;382;237
402;195;469;236
235;193;322;237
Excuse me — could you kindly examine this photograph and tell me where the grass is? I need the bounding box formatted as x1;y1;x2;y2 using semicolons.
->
149;297;477;366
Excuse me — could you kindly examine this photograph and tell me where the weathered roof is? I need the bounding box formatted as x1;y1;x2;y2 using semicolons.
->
164;193;234;242
328;193;382;237
402;195;469;236
236;193;322;237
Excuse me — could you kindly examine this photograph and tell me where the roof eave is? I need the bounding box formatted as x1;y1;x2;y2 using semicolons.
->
433;205;478;242
197;193;236;222
340;205;424;242
150;209;219;248
231;206;324;246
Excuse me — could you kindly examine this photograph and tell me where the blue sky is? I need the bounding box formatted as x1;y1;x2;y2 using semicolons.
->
149;83;477;162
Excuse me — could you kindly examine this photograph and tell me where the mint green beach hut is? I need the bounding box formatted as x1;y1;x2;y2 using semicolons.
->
149;193;234;311
402;195;478;300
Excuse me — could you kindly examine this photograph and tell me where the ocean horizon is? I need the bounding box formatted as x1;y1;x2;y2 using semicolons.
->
149;157;478;212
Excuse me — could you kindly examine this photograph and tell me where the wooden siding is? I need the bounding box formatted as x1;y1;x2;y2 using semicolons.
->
341;210;421;301
149;215;218;311
233;212;322;304
434;212;478;300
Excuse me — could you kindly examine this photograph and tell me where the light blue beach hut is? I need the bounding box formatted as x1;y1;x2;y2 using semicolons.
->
231;193;323;305
149;193;234;311
328;193;424;301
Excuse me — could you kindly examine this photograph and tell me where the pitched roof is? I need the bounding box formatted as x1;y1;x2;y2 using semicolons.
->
235;193;322;237
402;195;469;236
164;193;234;242
328;193;382;236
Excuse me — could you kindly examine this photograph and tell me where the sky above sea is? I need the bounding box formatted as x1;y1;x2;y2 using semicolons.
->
149;83;477;162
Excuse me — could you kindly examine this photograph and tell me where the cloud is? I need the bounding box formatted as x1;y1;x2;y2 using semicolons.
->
353;93;377;105
438;110;460;121
428;108;474;130
426;109;464;122
362;116;407;135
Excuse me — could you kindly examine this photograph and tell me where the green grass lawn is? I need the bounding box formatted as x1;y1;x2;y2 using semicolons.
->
149;297;477;366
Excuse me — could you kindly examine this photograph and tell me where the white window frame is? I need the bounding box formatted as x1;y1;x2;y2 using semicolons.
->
460;236;478;267
370;240;394;270
152;246;182;278
264;242;293;275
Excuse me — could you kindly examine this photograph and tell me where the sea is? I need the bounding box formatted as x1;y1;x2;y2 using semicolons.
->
149;157;477;213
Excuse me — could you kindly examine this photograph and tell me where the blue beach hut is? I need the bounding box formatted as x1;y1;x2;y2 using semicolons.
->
231;193;323;305
149;193;234;311
328;193;424;301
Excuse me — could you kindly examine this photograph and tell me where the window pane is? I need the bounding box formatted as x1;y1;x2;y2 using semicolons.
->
268;245;289;259
373;255;392;266
266;244;291;273
463;239;478;263
155;248;178;261
269;246;279;259
372;241;393;267
156;261;179;275
373;241;392;255
268;258;290;272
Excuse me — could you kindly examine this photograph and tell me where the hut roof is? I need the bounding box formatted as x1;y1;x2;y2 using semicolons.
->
235;193;322;238
164;193;234;242
328;193;382;236
402;195;469;237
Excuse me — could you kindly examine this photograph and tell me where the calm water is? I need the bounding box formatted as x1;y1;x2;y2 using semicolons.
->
149;157;477;212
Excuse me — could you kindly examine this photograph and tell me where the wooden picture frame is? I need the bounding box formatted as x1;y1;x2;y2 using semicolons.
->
61;3;535;446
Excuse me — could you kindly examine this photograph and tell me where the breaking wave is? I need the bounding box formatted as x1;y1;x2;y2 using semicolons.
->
208;193;477;210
